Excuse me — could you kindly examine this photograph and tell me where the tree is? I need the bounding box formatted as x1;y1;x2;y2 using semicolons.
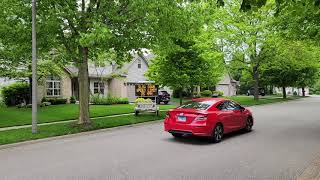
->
261;40;319;98
146;39;224;105
205;0;277;100
1;0;192;125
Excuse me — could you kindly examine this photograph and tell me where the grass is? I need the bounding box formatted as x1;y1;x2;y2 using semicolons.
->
226;95;303;106
0;112;166;146
0;104;175;128
171;95;303;106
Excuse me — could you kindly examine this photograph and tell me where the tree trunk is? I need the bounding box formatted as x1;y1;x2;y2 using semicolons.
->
302;87;306;97
269;85;273;95
179;90;183;106
282;86;287;99
78;47;90;125
253;66;260;101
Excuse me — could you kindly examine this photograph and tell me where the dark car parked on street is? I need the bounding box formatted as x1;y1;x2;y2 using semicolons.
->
247;87;265;96
157;90;171;104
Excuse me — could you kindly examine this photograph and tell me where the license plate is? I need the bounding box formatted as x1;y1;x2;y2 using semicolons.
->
177;116;186;122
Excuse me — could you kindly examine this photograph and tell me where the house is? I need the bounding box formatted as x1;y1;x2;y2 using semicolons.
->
273;87;309;96
36;54;154;103
216;73;239;96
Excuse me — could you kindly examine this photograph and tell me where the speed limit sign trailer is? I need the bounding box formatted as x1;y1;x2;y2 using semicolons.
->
134;81;160;116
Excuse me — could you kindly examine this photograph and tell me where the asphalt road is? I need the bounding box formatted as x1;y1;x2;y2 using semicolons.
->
1;97;320;180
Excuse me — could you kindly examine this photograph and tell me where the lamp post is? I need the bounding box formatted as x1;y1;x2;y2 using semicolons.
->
32;0;38;134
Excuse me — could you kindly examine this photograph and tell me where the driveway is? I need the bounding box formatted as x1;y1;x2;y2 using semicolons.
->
1;97;320;180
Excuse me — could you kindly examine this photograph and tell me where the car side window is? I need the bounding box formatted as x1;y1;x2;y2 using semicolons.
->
229;101;241;110
216;101;227;110
217;101;233;111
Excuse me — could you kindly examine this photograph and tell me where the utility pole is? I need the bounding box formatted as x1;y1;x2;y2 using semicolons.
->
32;0;38;134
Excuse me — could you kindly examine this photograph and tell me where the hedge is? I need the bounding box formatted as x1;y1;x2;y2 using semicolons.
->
1;83;30;106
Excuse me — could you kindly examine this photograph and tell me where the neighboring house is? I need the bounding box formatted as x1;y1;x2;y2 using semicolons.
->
273;87;309;96
0;78;22;88
216;73;239;96
37;54;154;103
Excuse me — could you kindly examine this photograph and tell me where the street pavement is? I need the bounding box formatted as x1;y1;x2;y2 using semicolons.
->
1;97;320;180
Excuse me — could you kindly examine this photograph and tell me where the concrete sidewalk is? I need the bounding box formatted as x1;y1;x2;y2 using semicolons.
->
296;154;320;180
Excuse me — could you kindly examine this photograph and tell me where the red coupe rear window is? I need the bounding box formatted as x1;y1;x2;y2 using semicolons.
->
179;100;216;110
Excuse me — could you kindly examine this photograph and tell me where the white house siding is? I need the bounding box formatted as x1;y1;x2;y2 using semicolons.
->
108;78;127;98
273;87;309;96
125;57;148;83
0;78;18;88
216;74;238;96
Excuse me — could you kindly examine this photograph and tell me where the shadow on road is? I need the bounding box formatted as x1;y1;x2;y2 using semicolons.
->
163;130;255;146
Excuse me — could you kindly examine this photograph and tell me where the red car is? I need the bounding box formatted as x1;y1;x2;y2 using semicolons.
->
164;98;254;143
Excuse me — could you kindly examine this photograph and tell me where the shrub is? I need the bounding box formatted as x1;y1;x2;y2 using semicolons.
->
91;94;129;105
70;96;76;104
212;91;224;97
192;91;201;98
40;102;51;107
200;90;213;97
135;98;153;105
1;83;30;106
293;91;298;96
42;97;67;105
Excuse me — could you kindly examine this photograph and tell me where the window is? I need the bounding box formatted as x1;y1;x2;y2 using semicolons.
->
46;76;61;97
94;82;105;94
179;100;217;110
138;59;142;69
217;101;241;111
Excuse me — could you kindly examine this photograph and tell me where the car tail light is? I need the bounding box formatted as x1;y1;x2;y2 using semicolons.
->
166;112;171;118
195;115;208;121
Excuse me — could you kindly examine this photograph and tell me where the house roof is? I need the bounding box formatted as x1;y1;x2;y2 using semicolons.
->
65;53;154;78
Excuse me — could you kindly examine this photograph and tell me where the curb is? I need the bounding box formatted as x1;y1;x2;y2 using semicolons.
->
0;119;164;151
296;154;320;180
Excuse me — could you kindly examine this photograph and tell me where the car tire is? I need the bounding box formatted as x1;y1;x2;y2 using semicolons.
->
211;124;223;143
171;133;183;138
244;117;253;132
164;101;169;105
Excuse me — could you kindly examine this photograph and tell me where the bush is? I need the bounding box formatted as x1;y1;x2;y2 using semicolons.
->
91;94;129;105
42;97;67;105
40;102;51;107
135;98;153;105
70;96;76;104
293;91;298;96
212;91;224;97
1;83;30;106
200;90;213;97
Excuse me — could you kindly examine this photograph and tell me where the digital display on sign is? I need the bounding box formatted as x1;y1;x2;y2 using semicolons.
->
135;84;158;97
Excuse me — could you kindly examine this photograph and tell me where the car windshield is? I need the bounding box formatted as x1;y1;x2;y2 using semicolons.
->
178;100;216;110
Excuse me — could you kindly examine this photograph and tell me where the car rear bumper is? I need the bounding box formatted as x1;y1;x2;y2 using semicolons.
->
164;119;211;136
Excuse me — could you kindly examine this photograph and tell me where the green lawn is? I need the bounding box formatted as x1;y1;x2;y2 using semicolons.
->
172;95;303;106
0;104;175;128
0;112;166;145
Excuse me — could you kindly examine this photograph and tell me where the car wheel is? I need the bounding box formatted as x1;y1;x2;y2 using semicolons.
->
164;101;169;105
245;117;253;132
171;133;183;138
211;124;223;143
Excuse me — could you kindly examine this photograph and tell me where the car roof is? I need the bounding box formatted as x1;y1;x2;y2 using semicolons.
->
191;98;225;103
